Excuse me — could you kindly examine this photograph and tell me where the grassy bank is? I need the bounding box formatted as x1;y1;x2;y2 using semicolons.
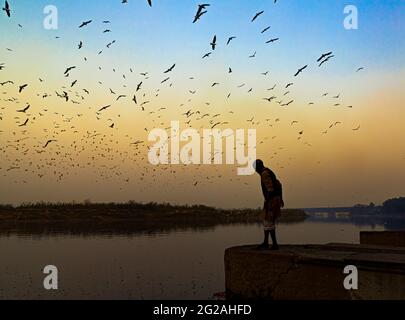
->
0;202;308;236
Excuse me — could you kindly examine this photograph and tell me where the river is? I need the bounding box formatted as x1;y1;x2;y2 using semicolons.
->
0;217;401;299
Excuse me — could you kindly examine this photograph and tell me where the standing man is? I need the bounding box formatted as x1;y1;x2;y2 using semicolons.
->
254;159;284;250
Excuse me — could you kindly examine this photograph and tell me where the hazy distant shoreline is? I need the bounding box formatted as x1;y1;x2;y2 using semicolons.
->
0;202;307;236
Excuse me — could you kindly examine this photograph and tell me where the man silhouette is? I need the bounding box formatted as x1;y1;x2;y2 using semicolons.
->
254;159;284;250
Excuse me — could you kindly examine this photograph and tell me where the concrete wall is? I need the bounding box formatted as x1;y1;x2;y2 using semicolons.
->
361;231;405;247
225;244;405;300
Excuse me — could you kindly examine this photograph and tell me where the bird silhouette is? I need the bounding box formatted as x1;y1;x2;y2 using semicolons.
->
19;119;29;127
43;140;57;148
17;104;30;113
226;37;236;45
2;0;10;17
193;4;210;23
79;20;92;28
251;11;264;22
163;64;176;73
210;35;217;50
266;38;279;43
317;52;333;62
294;65;308;76
261;26;271;33
19;84;28;93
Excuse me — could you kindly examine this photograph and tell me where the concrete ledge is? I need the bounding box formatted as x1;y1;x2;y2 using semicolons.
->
360;231;405;247
225;244;405;300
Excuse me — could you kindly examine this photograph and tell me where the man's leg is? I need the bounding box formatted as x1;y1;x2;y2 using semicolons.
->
257;230;270;249
270;229;279;250
269;199;280;250
264;230;270;245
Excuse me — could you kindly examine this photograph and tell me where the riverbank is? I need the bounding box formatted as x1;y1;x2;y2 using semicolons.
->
0;202;308;236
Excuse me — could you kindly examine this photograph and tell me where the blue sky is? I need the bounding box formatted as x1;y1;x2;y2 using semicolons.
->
2;0;404;74
1;0;404;207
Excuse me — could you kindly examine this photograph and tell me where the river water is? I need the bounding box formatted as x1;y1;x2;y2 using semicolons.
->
0;217;401;299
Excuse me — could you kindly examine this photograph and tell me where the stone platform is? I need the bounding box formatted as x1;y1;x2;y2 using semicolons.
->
361;231;405;247
225;243;405;300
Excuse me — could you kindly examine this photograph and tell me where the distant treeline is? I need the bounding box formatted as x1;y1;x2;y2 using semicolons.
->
382;197;405;214
0;201;307;236
0;201;228;213
351;197;405;215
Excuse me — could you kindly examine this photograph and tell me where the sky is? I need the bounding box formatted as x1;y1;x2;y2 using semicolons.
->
0;0;404;208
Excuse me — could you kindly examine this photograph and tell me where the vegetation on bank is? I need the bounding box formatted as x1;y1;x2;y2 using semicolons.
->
351;197;405;215
382;197;405;214
0;200;306;217
0;201;307;236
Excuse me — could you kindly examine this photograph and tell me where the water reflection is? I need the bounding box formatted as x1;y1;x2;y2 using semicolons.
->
0;216;398;300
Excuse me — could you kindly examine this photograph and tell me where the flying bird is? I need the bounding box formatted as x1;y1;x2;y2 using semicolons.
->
263;96;276;102
43;140;57;148
249;51;256;58
2;0;10;17
64;66;76;75
285;83;293;88
79;20;92;28
317;52;333;62
261;26;271;33
210;35;217;50
193;4;210;23
17;104;30;113
19;119;29;127
226;37;236;45
163;64;176;73
251;11;264;22
98;105;111;112
294;65;308;76
266;38;279;43
19;84;28;93
319;55;334;67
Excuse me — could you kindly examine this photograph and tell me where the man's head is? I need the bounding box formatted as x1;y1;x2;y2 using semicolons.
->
253;159;265;174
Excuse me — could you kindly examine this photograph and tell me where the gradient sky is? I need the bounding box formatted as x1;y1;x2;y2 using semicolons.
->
0;0;404;208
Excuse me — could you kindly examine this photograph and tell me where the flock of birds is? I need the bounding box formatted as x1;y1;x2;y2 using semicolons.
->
0;1;366;199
